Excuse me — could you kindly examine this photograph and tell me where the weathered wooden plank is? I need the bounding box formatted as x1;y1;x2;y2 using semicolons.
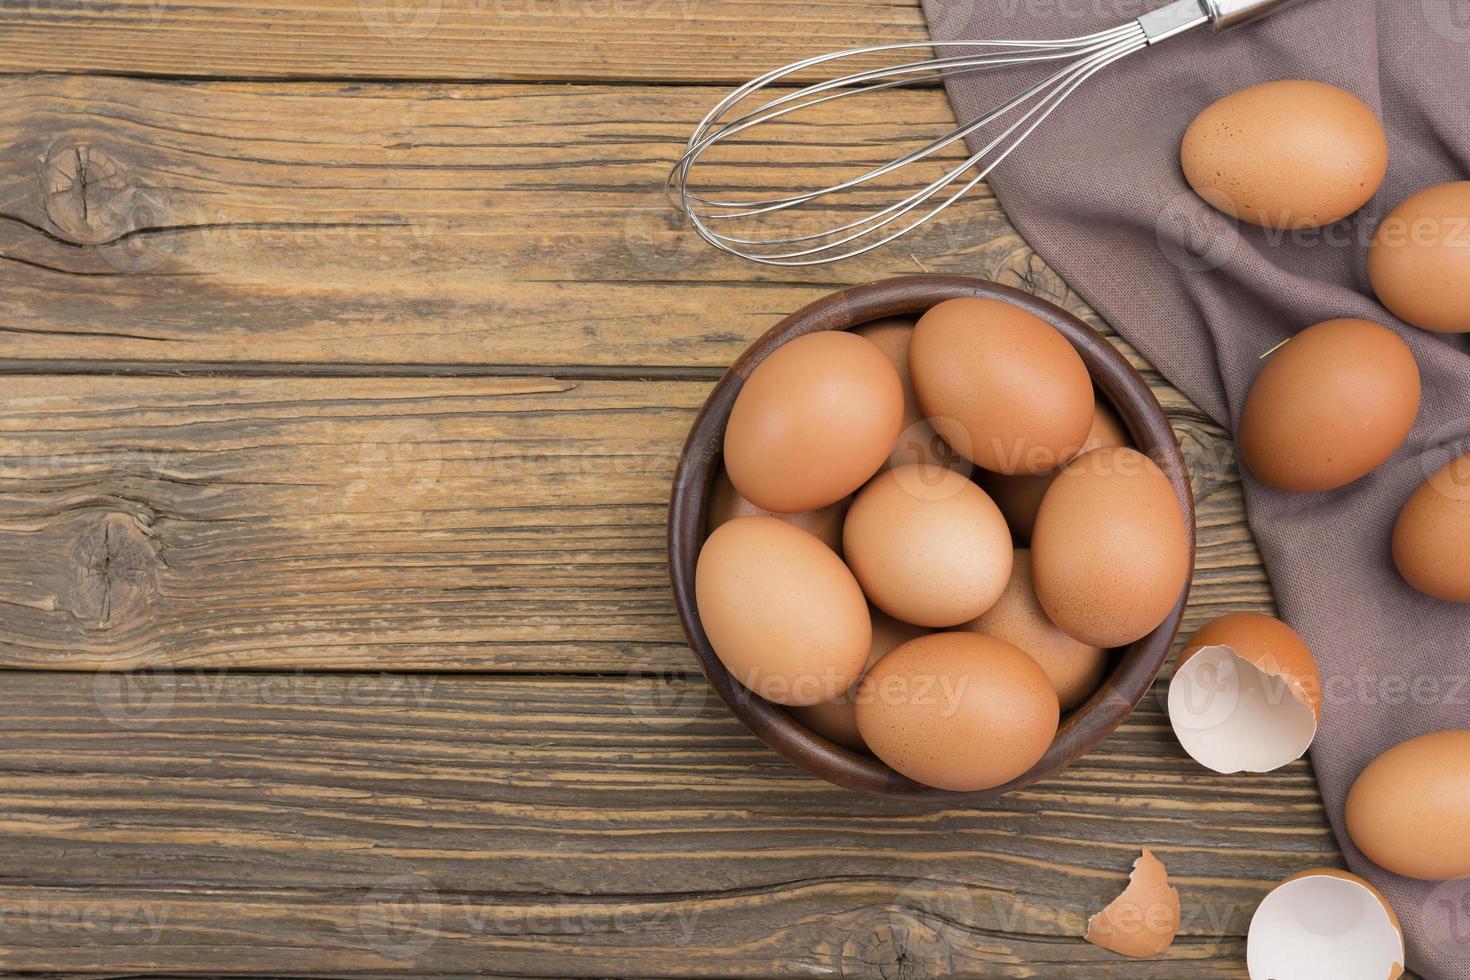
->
0;0;929;84
0;76;1104;371
0;375;1262;672
0;670;1332;977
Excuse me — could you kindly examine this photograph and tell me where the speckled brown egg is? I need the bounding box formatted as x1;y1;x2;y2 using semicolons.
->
843;464;1014;628
1393;452;1470;603
854;631;1059;792
789;610;929;751
724;331;904;513
909;298;1094;475
1031;447;1191;649
1369;181;1470;333
1240;319;1420;493
1346;730;1470;880
854;317;958;472
706;466;848;552
696;517;870;706
1181;80;1388;229
963;549;1107;712
981;400;1131;542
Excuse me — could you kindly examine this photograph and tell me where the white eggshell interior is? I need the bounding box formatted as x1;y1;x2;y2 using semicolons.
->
1247;874;1404;980
1167;645;1317;774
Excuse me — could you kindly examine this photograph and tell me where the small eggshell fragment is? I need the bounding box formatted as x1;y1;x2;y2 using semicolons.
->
962;549;1107;712
909;297;1094;475
1368;181;1470;334
1345;730;1470;880
1167;612;1321;775
843;464;1014;628
855;632;1059;792
981;400;1131;542
1031;446;1192;649
695;517;871;706
724;331;904;513
788;610;929;752
1392;451;1470;603
706;466;848;552
1085;849;1180;959
854;317;961;473
1246;869;1405;980
1181;80;1388;230
1240;319;1421;494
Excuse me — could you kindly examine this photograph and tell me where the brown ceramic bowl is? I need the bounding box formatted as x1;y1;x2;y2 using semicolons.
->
668;275;1196;801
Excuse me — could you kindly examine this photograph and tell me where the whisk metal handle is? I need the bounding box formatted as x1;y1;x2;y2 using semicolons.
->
1139;0;1304;43
1205;0;1305;30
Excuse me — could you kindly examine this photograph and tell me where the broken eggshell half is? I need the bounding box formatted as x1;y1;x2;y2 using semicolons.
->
1085;848;1180;958
1247;868;1404;980
1167;612;1322;774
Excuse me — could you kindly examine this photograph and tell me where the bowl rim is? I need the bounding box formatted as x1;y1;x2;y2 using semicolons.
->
667;274;1197;801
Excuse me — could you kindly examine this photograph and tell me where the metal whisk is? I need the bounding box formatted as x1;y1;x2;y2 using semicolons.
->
667;0;1304;266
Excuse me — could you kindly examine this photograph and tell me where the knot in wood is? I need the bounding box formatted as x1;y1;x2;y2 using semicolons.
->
66;512;160;629
43;140;139;245
839;912;954;979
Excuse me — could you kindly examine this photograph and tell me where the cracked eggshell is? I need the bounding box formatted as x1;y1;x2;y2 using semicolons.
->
1247;869;1404;980
1167;612;1321;774
1085;849;1180;959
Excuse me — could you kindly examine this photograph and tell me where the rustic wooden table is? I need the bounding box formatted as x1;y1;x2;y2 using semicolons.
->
0;2;1346;976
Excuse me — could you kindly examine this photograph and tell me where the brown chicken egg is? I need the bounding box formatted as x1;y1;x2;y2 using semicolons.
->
1240;319;1420;493
724;331;904;513
706;467;848;552
695;517;871;706
1369;181;1470;333
854;632;1059;792
788;610;929;752
1346;729;1470;880
1031;447;1191;648
1393;451;1470;602
1181;80;1388;229
962;549;1107;712
981;400;1131;542
843;464;1014;628
853;317;958;472
909;298;1094;475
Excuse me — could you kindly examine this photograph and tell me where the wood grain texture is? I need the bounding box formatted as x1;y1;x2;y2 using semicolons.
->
0;374;1264;672
0;0;929;83
0;670;1334;977
0;75;1097;371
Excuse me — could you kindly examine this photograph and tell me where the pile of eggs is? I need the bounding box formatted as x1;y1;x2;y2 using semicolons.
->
695;297;1191;792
